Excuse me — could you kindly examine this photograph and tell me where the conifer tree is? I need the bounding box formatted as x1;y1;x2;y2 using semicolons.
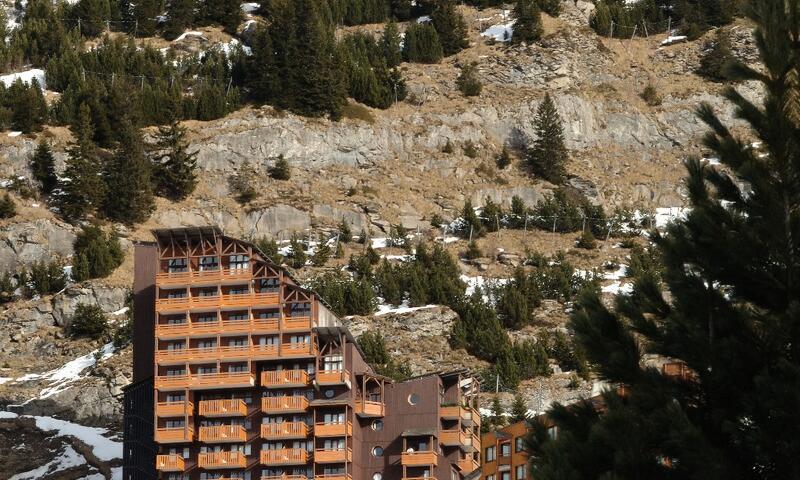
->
338;219;353;243
431;0;468;56
489;395;507;428
0;193;16;219
512;0;543;44
73;0;111;37
403;22;444;63
132;0;160;36
164;0;197;40
527;93;568;184
510;391;529;423
697;28;734;82
72;224;124;281
203;0;244;34
57;103;106;221
102;120;155;224
456;62;483;97
497;147;512;169
381;20;403;68
151;120;198;201
530;3;800;477
30;139;58;195
268;154;291;180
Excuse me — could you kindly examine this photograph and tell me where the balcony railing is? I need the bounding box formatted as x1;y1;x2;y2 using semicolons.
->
261;421;309;439
199;399;248;417
156;401;193;417
259;448;308;465
156;268;252;286
440;405;479;426
261;396;309;413
314;421;352;437
401;451;438;466
261;370;309;388
281;316;312;331
457;457;480;474
155;372;255;390
354;400;384;417
314;447;352;463
440;429;469;446
199;425;247;443
281;342;317;357
198;451;247;469
316;369;349;385
155;427;194;443
261;476;308;480
315;475;352;480
156;345;254;364
156;454;185;471
155;292;280;313
156;317;281;338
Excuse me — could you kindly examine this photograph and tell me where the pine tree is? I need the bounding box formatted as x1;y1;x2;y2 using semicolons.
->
150;120;198;201
456;62;483;97
289;233;307;269
512;0;543;44
73;0;110;37
531;3;800;477
57;103;106;221
203;0;244;34
72;224;124;281
403;22;444;63
431;0;468;56
381;20;403;68
29;139;57;195
268;154;291;180
69;303;108;339
537;0;561;17
0;193;16;219
527;93;568;184
497;147;512;169
510;391;529;423
102;120;155;224
164;0;197;40
697;28;734;82
460;199;485;238
490;395;507;428
338;219;353;243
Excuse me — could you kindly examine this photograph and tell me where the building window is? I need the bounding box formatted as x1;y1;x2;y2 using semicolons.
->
229;363;247;373
372;446;384;457
197;314;216;323
371;420;383;431
167;258;187;273
500;443;511;457
372;474;382;480
258;310;280;319
515;436;524;453
198;287;218;297
324;389;335;399
229;313;248;321
515;465;526;480
198;366;217;374
501;472;511;480
408;393;420;405
486;475;495;480
197;339;216;349
230;254;249;270
199;256;219;271
166;290;187;299
322;355;342;372
259;278;280;292
229;286;249;295
485;446;496;462
290;302;311;317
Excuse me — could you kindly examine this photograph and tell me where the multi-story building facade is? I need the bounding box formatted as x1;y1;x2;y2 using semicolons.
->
479;421;542;480
122;226;481;480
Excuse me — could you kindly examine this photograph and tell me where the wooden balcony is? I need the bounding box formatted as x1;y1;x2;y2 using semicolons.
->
281;342;317;357
354;400;384;417
156;454;185;471
261;370;309;388
253;317;280;332
155;317;283;339
156;401;193;417
261;476;308;480
401;451;438;466
440;429;469;447
155;292;280;314
199;399;248;417
314;421;352;437
281;316;312;331
403;478;439;480
156;268;252;286
314;447;352;463
198;451;247;469
199;425;247;443
156;345;254;364
262;396;309;413
315;475;352;480
155;372;255;391
457;457;480;474
261;421;309;439
155;427;194;443
316;369;349;386
440;405;479;426
259;448;308;465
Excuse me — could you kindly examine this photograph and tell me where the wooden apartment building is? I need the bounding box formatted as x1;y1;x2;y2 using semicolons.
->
122;226;482;480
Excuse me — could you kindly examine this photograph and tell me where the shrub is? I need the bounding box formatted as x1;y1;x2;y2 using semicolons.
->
0;193;16;219
229;161;258;204
311;242;331;266
537;0;561;16
576;230;597;250
338;219;353;243
70;303;108;339
268;154;291;180
496;147;512;169
254;237;283;264
463;140;478;158
465;240;483;260
28;260;67;295
456;63;483;97
697;29;734;82
442;139;454;154
72;225;124;282
640;83;662;106
430;213;444;228
357;331;412;381
0;272;16;303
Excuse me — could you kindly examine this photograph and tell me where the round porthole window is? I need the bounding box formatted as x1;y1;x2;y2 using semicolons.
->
408;393;420;405
324;389;335;399
372;446;384;457
371;419;383;431
373;473;383;480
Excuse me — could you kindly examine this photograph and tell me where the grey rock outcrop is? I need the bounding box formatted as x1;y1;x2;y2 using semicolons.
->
0;219;76;271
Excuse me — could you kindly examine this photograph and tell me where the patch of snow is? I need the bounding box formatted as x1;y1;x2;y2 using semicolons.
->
0;410;19;418
603;264;628;281
601;282;634;295
7;131;22;137
16;343;115;400
702;157;721;166
382;254;411;261
461;275;510;299
10;445;84;480
0;69;46;89
417;15;431;23
661;35;687;46
241;2;260;13
0;377;11;385
111;306;130;316
173;31;205;42
31;415;122;461
655;207;689;229
374;302;438;316
481;20;515;42
371;237;388;249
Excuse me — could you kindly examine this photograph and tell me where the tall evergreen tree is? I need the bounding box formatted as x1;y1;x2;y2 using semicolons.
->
510;391;530;423
102;120;155;224
527;93;568;184
431;0;468;56
164;0;197;40
512;0;543;44
73;0;111;37
529;3;800;478
57;103;106;221
203;0;244;34
381;20;403;68
150;120;198;201
30;139;58;195
403;22;444;63
0;193;16;219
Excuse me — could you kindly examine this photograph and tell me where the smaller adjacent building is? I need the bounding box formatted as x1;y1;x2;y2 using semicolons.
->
479;421;532;480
